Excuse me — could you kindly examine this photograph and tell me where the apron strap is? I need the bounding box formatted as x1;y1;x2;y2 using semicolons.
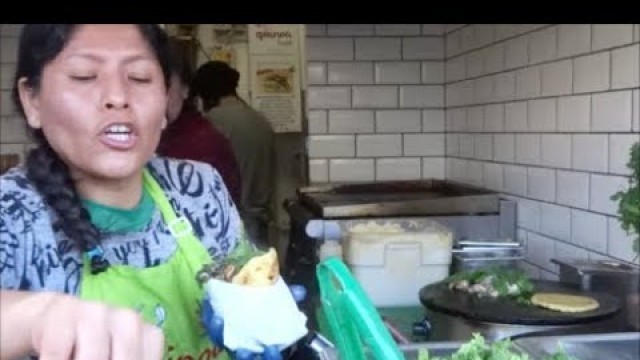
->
143;168;193;241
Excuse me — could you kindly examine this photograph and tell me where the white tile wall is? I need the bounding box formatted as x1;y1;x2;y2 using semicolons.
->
375;62;420;84
421;24;445;36
328;110;374;134
308;110;327;134
375;24;421;36
308;135;355;158
442;24;640;272
357;134;402;157
327;24;374;36
591;90;633;131
422;110;445;132
611;44;640;89
376;158;421;180
404;134;445;156
355;38;401;60
592;24;634;51
352;86;397;108
309;159;328;183
573;53;611;93
328;62;374;84
399;85;444;108
307;63;327;84
329;159;374;182
308;87;351;108
307;38;353;61
422;157;445;179
402;37;444;60
608;217;638;262
376;110;421;133
421;62;444;83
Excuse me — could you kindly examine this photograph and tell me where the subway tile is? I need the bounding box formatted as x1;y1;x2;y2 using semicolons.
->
558;95;591;132
376;110;421;133
461;26;476;51
446;31;462;57
556;170;590;209
483;44;505;74
557;24;591;57
483;163;504;191
399;85;444;108
421;62;444;84
355;38;401;60
541;134;571;169
494;72;516;102
328;110;374;134
327;24;374;36
574;53;610;93
635;24;640;41
475;25;495;48
375;62;420;84
447;108;467;132
504;101;528;132
459;134;475;158
1;90;16;116
422;157;445;179
505;36;529;69
421;24;445;36
402;37;444;60
446;134;460;156
307;62;327;85
609;134;639;175
447;158;467;182
528;167;556;202
529;27;557;64
0;37;18;63
592;90;633;132
504;165;528;196
0;24;23;38
516;66;541;100
375;24;421;36
592;24;634;51
528;98;557;132
376;158;421;181
1;64;15;90
357;134;402;157
494;134;515;162
516;134;541;165
329;159;374;182
404;134;445;156
572;135;608;172
466;51;484;78
634;89;640;132
446;56;466;82
467;160;485;186
305;24;326;37
307;87;351;109
422;109;445;132
611;44;640;89
518;198;541;231
307;110;327;134
473;134;493;160
555;241;589;264
352;86;397;108
307;38;353;61
328;62;373;84
484;104;505;132
307;135;355;158
0;116;28;143
458;80;475;106
590;174;629;215
467;106;484;132
308;159;328;183
540;203;571;241
541;60;573;96
473;76;494;104
608;217;638;263
571;209;608;252
494;24;523;41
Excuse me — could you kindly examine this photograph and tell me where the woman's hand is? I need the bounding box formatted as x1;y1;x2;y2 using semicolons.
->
1;290;165;360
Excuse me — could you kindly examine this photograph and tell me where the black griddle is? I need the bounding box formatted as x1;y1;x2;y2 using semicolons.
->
419;280;621;326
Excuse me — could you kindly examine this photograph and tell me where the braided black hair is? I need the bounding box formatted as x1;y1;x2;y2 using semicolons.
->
11;24;172;273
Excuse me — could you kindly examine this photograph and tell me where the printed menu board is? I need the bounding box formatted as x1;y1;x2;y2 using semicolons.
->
248;25;303;133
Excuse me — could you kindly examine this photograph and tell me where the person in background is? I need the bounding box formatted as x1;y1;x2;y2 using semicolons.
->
156;42;242;205
190;61;276;249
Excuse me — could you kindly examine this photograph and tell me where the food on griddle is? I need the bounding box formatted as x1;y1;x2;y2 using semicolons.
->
196;247;280;287
446;267;534;304
531;292;600;313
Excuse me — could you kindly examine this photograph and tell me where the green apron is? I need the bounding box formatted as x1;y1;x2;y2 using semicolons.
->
80;168;228;360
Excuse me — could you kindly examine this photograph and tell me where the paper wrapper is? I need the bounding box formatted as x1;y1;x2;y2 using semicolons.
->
204;276;308;352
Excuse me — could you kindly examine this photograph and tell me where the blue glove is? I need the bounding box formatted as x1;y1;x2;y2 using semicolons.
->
201;284;307;360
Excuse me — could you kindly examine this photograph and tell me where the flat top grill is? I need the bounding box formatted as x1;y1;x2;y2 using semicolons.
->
297;180;501;218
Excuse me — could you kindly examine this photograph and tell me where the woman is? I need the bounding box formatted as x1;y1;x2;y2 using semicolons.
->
156;43;242;205
0;24;285;360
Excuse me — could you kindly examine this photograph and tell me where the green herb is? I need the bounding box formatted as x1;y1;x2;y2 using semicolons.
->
446;267;534;304
610;141;640;261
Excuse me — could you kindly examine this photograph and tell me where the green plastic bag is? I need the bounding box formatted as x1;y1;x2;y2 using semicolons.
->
316;257;405;360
